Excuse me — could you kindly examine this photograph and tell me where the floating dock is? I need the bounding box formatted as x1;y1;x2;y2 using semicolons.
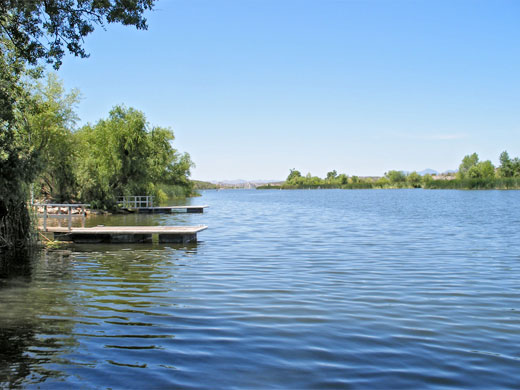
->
41;225;208;244
122;205;208;214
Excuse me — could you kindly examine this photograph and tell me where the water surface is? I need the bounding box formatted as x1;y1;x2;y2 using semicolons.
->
1;189;520;388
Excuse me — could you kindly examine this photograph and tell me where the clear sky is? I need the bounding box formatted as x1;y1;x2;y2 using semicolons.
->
57;0;520;181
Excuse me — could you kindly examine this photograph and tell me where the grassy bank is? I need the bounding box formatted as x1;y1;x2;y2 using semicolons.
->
424;178;520;190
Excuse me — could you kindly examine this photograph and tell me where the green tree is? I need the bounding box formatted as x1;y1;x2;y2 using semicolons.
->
148;126;194;199
75;106;153;208
478;160;496;179
512;158;520;177
0;0;155;68
326;170;338;182
337;173;349;185
422;173;433;186
407;171;422;188
498;151;514;178
0;47;38;252
466;166;480;179
75;106;194;208
29;73;80;201
457;153;479;179
466;160;495;179
375;176;390;187
286;169;302;184
385;170;406;185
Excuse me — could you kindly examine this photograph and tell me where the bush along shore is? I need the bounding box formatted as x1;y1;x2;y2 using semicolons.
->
258;152;520;190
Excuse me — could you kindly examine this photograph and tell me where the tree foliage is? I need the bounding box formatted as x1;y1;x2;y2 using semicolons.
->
326;170;337;181
75;105;193;209
0;0;155;68
29;73;80;201
457;153;479;179
0;45;39;252
498;151;520;178
286;169;302;184
407;171;422;188
385;170;406;184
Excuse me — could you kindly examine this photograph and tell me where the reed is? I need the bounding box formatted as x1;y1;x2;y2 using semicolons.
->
0;199;35;256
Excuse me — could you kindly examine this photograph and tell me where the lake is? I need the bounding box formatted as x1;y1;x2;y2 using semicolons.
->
1;189;520;389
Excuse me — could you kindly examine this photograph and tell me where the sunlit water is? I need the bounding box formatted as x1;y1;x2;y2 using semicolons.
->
1;189;520;389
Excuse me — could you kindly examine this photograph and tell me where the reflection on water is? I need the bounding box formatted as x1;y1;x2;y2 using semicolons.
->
1;244;199;389
0;251;77;387
1;190;520;388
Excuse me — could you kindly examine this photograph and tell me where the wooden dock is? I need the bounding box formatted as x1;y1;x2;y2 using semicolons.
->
123;205;208;214
117;196;207;214
41;225;208;244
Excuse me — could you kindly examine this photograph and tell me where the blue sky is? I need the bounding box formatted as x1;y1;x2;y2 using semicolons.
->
58;0;520;181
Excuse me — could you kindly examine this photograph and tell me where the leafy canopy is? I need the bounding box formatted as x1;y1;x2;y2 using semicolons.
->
385;170;406;184
75;105;193;208
457;153;479;179
0;0;155;68
28;73;80;201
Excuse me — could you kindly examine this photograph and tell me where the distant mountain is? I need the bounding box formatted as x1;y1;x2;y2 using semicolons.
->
251;179;283;184
210;179;247;185
418;169;438;176
203;179;283;189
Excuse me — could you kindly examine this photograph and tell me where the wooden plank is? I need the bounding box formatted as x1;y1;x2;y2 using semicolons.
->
123;205;208;214
41;225;207;234
124;205;208;210
44;225;207;244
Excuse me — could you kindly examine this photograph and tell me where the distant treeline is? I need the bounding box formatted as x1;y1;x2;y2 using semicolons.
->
258;152;520;190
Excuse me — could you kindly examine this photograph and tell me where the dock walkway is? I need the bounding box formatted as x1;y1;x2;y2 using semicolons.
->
117;196;207;214
41;225;207;244
123;205;208;214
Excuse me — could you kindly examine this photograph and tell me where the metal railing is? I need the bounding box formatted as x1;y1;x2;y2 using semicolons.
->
117;196;154;208
33;203;90;232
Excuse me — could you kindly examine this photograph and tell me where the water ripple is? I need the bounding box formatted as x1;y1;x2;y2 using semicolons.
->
1;190;520;388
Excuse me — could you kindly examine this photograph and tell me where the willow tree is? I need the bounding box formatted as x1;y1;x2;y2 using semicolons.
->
29;73;80;202
75;106;194;209
75;106;152;208
0;0;156;253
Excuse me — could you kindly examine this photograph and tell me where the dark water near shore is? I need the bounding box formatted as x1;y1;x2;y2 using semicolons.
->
1;189;520;389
